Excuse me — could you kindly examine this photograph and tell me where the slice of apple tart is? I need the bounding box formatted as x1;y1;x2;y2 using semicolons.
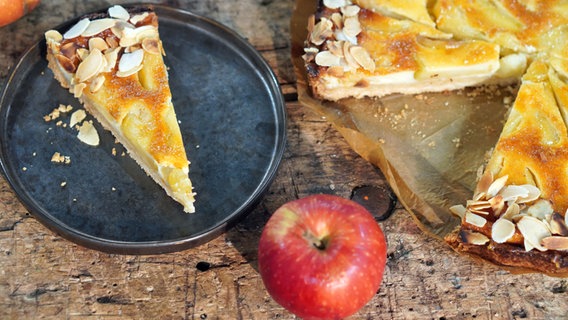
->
45;5;195;213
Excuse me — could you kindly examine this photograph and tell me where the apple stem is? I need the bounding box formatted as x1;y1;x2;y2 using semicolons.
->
304;231;328;251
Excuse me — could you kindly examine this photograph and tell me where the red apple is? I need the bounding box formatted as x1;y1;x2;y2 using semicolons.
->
258;194;387;319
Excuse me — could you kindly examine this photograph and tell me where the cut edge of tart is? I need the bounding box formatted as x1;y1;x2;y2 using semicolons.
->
445;59;568;275
44;5;196;213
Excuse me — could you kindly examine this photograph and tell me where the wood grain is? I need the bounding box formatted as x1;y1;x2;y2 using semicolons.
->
1;0;567;319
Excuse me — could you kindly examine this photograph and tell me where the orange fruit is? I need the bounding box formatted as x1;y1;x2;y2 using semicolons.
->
0;0;40;27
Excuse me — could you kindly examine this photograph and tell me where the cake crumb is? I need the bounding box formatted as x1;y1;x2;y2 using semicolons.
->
60;181;67;187
51;152;71;164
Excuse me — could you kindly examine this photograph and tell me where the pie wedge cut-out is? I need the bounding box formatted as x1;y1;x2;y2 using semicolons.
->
303;0;568;274
45;5;195;213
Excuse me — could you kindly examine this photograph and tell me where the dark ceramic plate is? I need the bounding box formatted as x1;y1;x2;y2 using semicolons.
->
0;5;286;254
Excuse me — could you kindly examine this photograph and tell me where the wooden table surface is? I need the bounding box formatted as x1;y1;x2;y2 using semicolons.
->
1;0;567;319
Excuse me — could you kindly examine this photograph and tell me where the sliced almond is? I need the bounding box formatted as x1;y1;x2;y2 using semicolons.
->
343;16;362;39
315;51;341;67
116;64;143;78
89;74;106;93
459;230;489;245
106;36;119;48
516;184;541;203
330;13;343;29
76;48;90;61
449;205;467;219
542;236;568;251
129;12;149;25
55;54;76;73
72;82;87;98
103;47;120;72
77;121;100;146
45;30;63;43
69;109;87;127
489;195;505;216
310;18;333;46
118;49;144;72
343;41;359;69
487;175;508;197
517;215;551;251
341;5;360;17
323;0;347;9
76;48;104;83
499;185;528;202
501;202;520;220
349;46;375;71
526;199;553;220
465;212;487;228
64;18;90;39
60;42;80;59
141;38;161;55
108;5;130;21
549;212;568;236
326;40;344;58
88;37;109;52
81;18;118;37
491;218;516;243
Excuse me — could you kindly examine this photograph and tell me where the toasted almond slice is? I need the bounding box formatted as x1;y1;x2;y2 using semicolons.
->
103;47;120;72
120;25;157;47
45;30;63;43
55;54;76;73
501;202;520;220
310;18;333;46
76;48;104;83
474;171;493;199
77;121;100;146
60;41;80;59
492;218;516;243
129;12;149;25
349;46;375;71
76;48;90;61
343;41;359;69
499;185;528;202
341;5;360;17
526;199;554;220
106;36;119;48
326;40;344;58
81;18;118;37
72;82;87;98
88;37;109;52
330;13;343;29
323;0;347;9
542;236;568;251
116;64;143;78
465;212;487;228
489;195;505;216
459;230;489;245
517;184;541;203
449;205;467;218
69;109;87;127
108;5;130;21
118;49;144;73
487;175;508;197
315;51;341;67
517;216;551;251
343;16;362;39
89;74;106;93
142;38;161;55
549;212;568;236
64;18;90;39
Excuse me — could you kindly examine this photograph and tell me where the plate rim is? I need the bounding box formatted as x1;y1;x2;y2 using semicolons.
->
0;4;287;254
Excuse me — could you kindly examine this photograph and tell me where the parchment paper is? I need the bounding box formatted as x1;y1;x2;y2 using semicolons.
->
290;0;514;239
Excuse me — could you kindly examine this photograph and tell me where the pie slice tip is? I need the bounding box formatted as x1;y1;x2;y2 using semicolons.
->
44;5;196;213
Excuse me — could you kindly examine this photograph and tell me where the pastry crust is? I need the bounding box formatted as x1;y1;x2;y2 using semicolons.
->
45;5;195;213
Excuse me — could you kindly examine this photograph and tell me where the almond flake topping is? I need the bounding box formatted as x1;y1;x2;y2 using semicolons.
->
491;218;516;243
63;18;90;39
118;49;144;73
76;48;104;83
108;5;130;21
323;0;349;9
81;18;118;37
517;216;551;252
